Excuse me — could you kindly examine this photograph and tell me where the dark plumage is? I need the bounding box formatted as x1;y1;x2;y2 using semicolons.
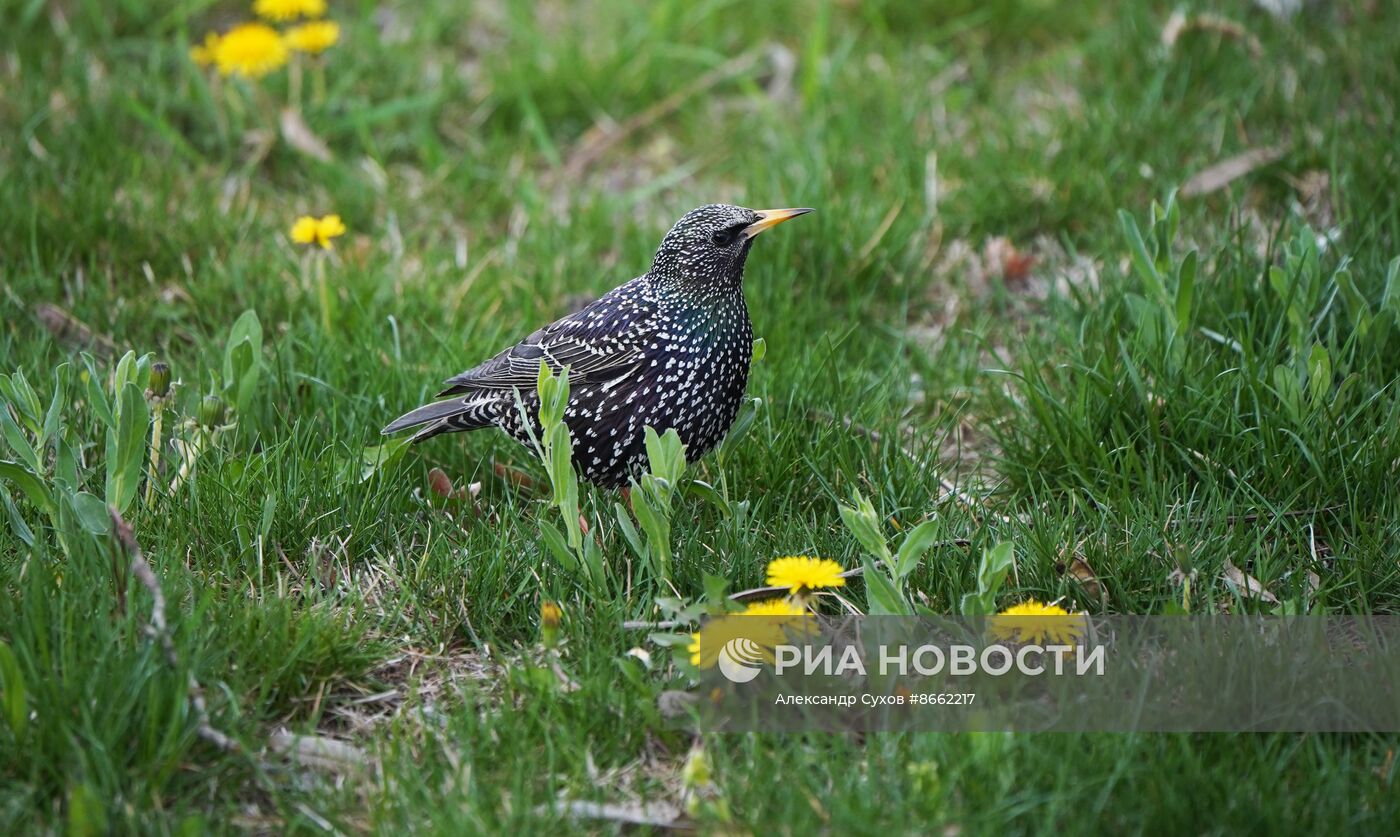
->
382;203;813;488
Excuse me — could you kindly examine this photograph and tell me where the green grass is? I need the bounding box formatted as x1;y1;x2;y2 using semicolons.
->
4;0;1400;832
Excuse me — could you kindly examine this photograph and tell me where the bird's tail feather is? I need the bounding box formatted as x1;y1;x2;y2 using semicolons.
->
381;395;500;441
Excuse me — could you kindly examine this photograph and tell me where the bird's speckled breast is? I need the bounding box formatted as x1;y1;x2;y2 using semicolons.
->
647;295;753;454
567;292;753;487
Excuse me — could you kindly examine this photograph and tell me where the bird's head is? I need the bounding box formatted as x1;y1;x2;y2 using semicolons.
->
650;204;813;293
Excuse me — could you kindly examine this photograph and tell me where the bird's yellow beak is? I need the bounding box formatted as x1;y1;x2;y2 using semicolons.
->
739;207;815;240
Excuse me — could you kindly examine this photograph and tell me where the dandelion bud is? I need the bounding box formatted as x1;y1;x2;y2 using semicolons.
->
540;600;562;647
149;362;171;399
681;746;713;789
682;746;729;822
199;395;226;428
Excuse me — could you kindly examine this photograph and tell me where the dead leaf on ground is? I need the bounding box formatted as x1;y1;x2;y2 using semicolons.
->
1057;552;1103;601
241;128;276;167
1221;560;1280;604
1181;147;1285;198
1288;169;1335;230
270;729;369;773
35;303;117;356
280;107;333;162
1162;12;1264;57
428;467;480;503
550;658;581;692
542;799;685;829
1376;748;1396;781
493;461;539;493
428;467;453;498
561;49;762;181
982;236;1036;285
657;690;700;719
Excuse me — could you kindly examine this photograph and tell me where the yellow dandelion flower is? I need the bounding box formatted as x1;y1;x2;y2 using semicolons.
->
765;556;846;595
214;23;289;79
290;214;346;249
285;20;339;54
742;598;808;617
254;0;327;23
189;32;221;67
688;601;813;669
989;600;1085;646
744;597;818;642
540;600;562;647
687;632;707;668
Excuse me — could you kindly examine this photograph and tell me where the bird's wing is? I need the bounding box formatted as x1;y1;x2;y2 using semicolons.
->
437;279;656;395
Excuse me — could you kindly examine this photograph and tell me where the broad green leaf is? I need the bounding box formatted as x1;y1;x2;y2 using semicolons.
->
112;350;136;393
226;340;253;410
535;361;559;424
1267;265;1290;303
1273;364;1303;422
718;398;761;459
751;337;767;364
1307;343;1332;407
631;491;671;577
548;423;578;507
644;426;686;486
582;536;606;586
685;480;732;518
550;366;571;423
863;559;909;616
40;363;69;449
0;370;42;432
222;310;263;415
538;520;578;571
960;591;988;617
224;310;263;374
105;381;150;514
732;499;750;528
1;484;35;546
54;435;79;491
613;502;646;560
894;517;943;580
82;356;114;429
0;460;54;514
631;493;669;550
1119;210;1166;304
112;350;153;395
648;631;694;648
1335;268;1372;338
70;491;111;534
702;573;731;605
976;542;1014;601
55;492;93;559
536;361;570;426
0;408;40;474
1333;372;1360;413
838;491;891;565
354;437;411;483
1381;256;1400;317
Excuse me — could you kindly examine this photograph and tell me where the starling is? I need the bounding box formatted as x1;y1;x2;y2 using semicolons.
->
382;204;813;488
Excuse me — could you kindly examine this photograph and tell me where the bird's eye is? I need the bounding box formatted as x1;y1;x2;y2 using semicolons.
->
710;228;736;247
